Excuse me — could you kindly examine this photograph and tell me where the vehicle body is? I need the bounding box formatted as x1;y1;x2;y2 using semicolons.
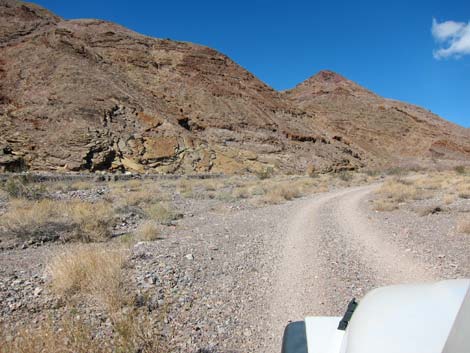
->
281;279;470;353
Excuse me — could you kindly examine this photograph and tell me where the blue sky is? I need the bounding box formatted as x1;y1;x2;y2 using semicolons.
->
32;0;470;127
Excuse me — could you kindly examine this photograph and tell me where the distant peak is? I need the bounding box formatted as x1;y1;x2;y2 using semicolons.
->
313;70;345;83
286;69;377;99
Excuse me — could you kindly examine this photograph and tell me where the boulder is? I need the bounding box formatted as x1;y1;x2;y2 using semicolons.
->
143;137;179;161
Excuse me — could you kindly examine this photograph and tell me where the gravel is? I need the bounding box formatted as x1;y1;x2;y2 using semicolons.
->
1;182;469;353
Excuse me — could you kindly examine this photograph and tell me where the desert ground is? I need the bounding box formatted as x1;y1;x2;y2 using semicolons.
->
0;168;469;353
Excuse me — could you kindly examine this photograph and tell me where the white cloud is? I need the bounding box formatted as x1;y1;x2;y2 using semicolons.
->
432;18;470;59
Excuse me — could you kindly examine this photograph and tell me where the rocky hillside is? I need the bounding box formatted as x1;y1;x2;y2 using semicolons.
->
0;0;468;174
285;70;470;168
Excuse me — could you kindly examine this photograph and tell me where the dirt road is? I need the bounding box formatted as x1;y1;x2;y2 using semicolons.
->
3;181;464;353
264;185;436;352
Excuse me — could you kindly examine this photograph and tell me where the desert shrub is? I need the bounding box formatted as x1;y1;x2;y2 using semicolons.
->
202;180;222;191
0;200;115;242
306;164;316;177
417;205;445;217
135;221;160;241
69;180;95;190
457;182;470;199
385;167;407;176
47;244;126;309
0;199;69;240
67;201;115;242
111;181;168;209
337;171;353;182
1;175;46;199
248;185;265;196
0;315;106;353
0;309;169;353
232;187;251;199
255;166;274;180
375;179;421;202
373;178;432;212
454;165;467;175
457;219;470;234
262;184;302;204
46;180;96;193
144;202;182;224
442;194;456;205
364;169;381;177
177;179;193;195
372;199;398;211
215;191;236;202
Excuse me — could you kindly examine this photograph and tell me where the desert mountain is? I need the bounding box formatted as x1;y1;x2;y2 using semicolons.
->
285;70;470;168
0;0;468;174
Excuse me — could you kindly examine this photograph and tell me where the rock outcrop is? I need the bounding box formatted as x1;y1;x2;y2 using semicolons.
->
0;1;468;174
285;70;470;168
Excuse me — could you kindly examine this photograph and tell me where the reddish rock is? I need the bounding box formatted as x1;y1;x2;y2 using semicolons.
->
0;1;467;174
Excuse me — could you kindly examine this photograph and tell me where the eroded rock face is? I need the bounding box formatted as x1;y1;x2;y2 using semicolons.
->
285;71;470;167
0;1;467;174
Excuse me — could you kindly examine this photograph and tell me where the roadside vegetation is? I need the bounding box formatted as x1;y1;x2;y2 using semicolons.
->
0;167;467;351
0;172;378;238
373;168;470;211
1;242;170;353
371;167;470;234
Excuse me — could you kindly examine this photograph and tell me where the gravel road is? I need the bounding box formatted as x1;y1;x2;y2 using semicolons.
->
2;182;468;353
264;185;438;353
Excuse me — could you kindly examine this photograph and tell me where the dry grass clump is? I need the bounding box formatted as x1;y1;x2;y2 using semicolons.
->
373;178;424;212
45;180;96;193
0;199;115;242
111;181;169;209
373;199;398;211
0;309;169;353
177;179;193;196
176;178;224;199
457;182;470;199
261;184;303;204
232;186;253;199
67;201;115;242
1;175;46;199
373;171;470;212
417;205;446;217
135;221;161;241
442;194;457;205
0;316;106;353
5;242;170;353
144;202;182;224
47;244;126;309
457;218;470;234
255;166;274;180
201;179;222;191
376;179;423;202
0;199;64;238
225;175;330;205
454;165;468;175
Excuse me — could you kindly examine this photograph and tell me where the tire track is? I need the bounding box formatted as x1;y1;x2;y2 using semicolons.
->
264;185;436;353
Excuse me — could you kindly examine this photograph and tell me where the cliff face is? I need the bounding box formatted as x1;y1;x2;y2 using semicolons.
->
0;0;368;174
0;1;467;174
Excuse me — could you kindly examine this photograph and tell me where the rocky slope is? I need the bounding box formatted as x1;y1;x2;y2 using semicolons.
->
0;0;468;174
0;0;366;174
285;70;470;167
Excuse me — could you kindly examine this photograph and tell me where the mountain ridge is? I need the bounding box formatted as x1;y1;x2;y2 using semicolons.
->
0;0;468;174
